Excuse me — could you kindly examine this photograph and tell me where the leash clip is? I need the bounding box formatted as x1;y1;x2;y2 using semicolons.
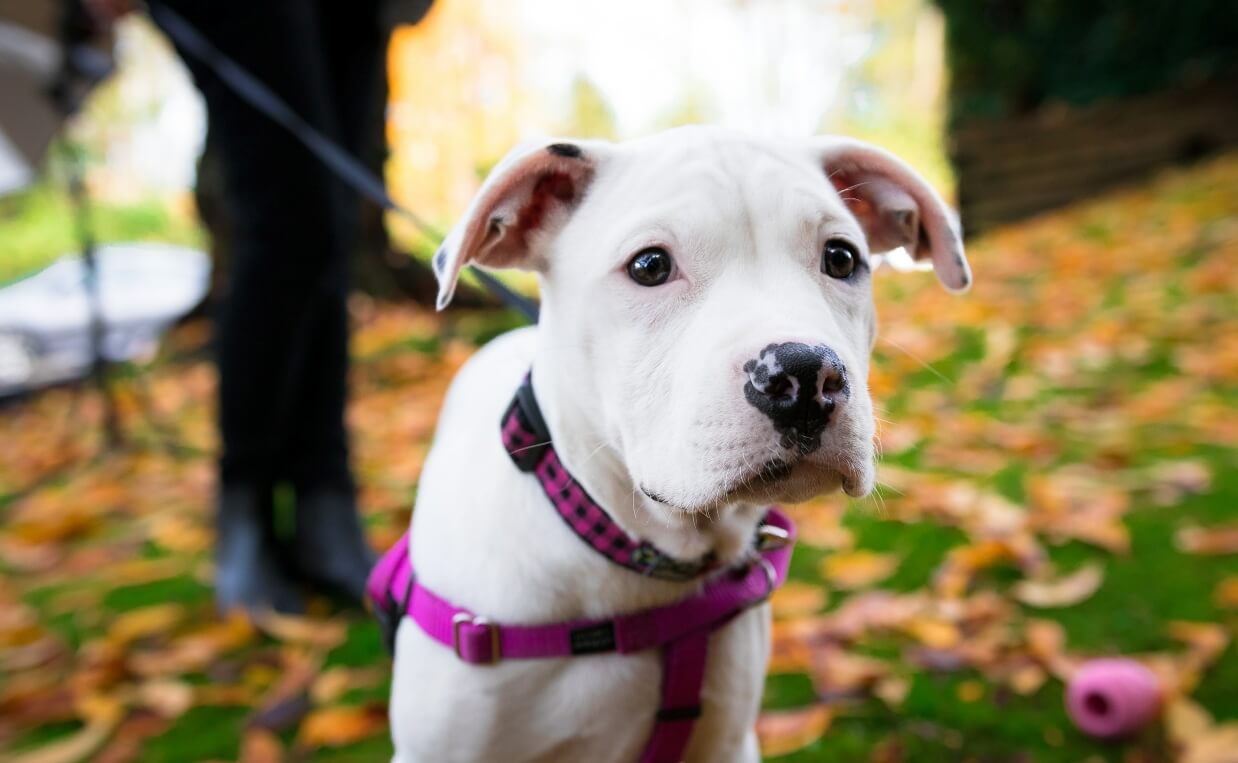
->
452;613;501;665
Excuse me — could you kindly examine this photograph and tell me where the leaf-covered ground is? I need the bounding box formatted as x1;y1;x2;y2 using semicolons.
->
1;155;1236;762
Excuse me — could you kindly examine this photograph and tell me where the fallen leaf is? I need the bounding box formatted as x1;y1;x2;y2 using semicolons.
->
1008;663;1047;696
1013;563;1104;608
1214;577;1238;609
239;727;284;763
3;722;116;763
956;679;985;703
808;646;890;694
1181;723;1238;763
250;610;347;650
136;679;194;719
106;604;185;646
756;705;833;757
873;675;911;709
1168;621;1231;668
1166;697;1214;748
297;704;388;748
1176;524;1238;555
6;694;124;763
901;617;961;649
820;551;899;590
770;582;828;619
1025;619;1079;680
309;666;388;706
91;711;169;763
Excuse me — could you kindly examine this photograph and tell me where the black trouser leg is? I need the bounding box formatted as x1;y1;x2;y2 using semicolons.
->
153;0;368;609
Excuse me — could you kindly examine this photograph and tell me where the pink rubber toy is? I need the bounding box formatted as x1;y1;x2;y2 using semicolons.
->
1065;658;1163;738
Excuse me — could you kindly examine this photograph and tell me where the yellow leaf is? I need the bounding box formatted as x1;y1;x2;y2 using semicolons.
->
106;604;185;646
1009;664;1047;696
1167;697;1215;748
770;582;827;620
901;617;960;649
956;680;985;703
756;705;833;757
820;551;898;590
873;675;910;709
1182;723;1238;763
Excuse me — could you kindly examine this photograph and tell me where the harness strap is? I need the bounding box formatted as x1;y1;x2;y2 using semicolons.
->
368;508;794;665
640;631;710;763
365;375;799;762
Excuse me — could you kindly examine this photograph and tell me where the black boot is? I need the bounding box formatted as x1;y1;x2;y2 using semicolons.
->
215;484;306;615
289;487;376;607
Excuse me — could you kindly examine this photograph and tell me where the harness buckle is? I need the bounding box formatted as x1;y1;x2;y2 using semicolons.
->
756;524;791;552
452;613;501;665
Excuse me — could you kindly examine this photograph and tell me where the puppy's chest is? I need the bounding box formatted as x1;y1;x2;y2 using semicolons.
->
391;605;768;763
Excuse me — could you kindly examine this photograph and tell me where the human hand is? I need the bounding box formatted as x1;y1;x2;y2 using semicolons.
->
82;0;134;30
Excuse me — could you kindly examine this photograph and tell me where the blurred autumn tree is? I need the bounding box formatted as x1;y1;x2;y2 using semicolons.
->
563;77;617;140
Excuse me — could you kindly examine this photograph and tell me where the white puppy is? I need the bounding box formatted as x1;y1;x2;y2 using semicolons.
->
385;127;969;763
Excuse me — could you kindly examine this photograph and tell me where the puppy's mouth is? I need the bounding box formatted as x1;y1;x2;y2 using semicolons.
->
643;458;830;512
642;448;873;512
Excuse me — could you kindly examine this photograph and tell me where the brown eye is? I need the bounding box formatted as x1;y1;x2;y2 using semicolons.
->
821;239;858;279
627;247;673;286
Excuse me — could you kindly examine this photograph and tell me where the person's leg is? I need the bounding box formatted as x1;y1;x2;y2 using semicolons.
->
151;0;351;612
276;0;387;604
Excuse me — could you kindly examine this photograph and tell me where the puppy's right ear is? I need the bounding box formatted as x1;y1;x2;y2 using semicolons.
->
433;140;604;310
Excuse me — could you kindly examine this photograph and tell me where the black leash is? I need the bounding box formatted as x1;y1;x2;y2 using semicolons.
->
148;3;539;322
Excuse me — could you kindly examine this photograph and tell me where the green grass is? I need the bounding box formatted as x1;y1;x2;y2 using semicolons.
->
0;180;203;285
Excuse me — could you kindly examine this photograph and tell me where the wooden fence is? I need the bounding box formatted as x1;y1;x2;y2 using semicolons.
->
948;78;1238;235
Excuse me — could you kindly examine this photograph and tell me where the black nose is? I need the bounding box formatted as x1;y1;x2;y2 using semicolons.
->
743;342;849;455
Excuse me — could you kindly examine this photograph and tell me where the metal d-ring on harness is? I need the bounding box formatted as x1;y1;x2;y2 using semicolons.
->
367;374;797;763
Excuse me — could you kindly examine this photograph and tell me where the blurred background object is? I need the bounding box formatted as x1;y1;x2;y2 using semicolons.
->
0;243;208;395
935;0;1238;233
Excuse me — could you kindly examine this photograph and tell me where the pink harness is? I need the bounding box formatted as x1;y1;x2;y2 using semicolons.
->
367;375;796;763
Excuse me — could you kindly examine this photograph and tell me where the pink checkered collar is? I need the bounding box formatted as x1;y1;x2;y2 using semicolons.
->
501;373;734;583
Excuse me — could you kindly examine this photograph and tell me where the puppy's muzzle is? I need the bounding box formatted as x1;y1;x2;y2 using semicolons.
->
743;342;849;455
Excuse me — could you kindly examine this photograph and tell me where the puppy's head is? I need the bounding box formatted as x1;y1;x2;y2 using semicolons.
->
435;127;969;514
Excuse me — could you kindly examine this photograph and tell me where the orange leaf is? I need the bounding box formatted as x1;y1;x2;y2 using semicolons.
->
298;705;388;748
239;728;284;763
1176;524;1238;555
756;705;833;757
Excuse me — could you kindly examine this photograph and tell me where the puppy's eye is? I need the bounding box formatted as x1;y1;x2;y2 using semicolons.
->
627;247;674;287
821;239;858;279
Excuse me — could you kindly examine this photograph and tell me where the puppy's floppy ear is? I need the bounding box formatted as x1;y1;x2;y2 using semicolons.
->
808;137;971;293
433;139;604;309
